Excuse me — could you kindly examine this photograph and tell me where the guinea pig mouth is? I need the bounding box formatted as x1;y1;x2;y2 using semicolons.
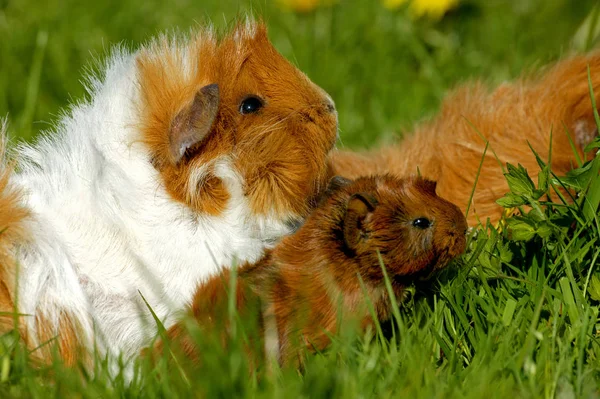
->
415;260;439;281
392;259;437;284
418;246;465;281
406;252;450;282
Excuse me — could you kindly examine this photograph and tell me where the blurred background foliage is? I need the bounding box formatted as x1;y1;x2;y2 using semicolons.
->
0;0;598;146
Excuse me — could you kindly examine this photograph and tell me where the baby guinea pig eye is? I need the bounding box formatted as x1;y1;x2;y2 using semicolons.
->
412;217;432;229
239;96;264;115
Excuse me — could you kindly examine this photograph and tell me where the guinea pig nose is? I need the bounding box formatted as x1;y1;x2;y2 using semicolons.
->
324;101;335;113
322;95;336;113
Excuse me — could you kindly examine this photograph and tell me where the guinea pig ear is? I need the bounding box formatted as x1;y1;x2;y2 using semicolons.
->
343;193;378;252
327;176;353;192
169;83;220;164
417;178;437;195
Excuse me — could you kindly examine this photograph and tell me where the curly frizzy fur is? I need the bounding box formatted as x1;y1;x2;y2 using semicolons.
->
330;52;600;225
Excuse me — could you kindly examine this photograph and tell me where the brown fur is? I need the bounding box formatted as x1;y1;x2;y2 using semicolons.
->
137;22;338;220
0;127;29;338
157;175;467;368
330;53;600;225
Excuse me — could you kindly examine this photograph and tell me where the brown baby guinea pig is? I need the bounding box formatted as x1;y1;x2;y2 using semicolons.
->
154;174;467;369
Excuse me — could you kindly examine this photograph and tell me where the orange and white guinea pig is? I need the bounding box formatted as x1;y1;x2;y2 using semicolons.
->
0;21;338;366
330;53;600;226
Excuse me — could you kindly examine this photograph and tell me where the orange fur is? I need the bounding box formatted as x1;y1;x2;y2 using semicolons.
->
31;312;86;367
330;53;600;225
157;175;467;368
0;130;30;338
137;22;338;219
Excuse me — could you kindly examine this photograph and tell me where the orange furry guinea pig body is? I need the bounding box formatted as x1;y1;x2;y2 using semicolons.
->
330;53;600;226
0;21;337;367
158;175;467;367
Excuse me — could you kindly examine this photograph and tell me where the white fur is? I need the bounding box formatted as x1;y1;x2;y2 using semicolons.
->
8;41;292;363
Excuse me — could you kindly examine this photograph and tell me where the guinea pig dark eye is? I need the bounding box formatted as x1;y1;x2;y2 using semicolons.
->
239;96;264;115
412;217;432;229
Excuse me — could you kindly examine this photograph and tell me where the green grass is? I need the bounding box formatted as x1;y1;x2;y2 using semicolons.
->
1;0;600;397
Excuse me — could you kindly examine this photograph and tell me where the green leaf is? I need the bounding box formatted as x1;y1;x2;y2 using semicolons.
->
536;222;553;239
583;137;600;153
504;163;536;196
560;155;600;192
561;151;600;224
506;218;536;241
589;274;600;301
496;193;527;208
497;240;514;264
526;207;545;223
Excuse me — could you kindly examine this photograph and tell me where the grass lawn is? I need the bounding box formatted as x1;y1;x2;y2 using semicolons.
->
2;0;600;397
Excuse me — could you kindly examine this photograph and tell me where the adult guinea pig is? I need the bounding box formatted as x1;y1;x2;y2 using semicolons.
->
330;53;600;226
0;21;337;367
157;174;467;368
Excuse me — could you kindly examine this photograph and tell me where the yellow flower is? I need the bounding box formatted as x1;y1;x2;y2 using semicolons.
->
410;0;458;19
277;0;322;13
496;207;517;232
382;0;409;10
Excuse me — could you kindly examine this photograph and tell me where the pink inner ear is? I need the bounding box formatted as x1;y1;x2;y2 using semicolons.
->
343;192;378;251
169;84;220;164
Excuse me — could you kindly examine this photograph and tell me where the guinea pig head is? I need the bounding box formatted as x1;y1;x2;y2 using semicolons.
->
136;21;338;228
336;175;467;284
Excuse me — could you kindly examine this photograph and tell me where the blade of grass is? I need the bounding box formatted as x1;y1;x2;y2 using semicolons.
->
561;122;583;167
138;290;190;388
